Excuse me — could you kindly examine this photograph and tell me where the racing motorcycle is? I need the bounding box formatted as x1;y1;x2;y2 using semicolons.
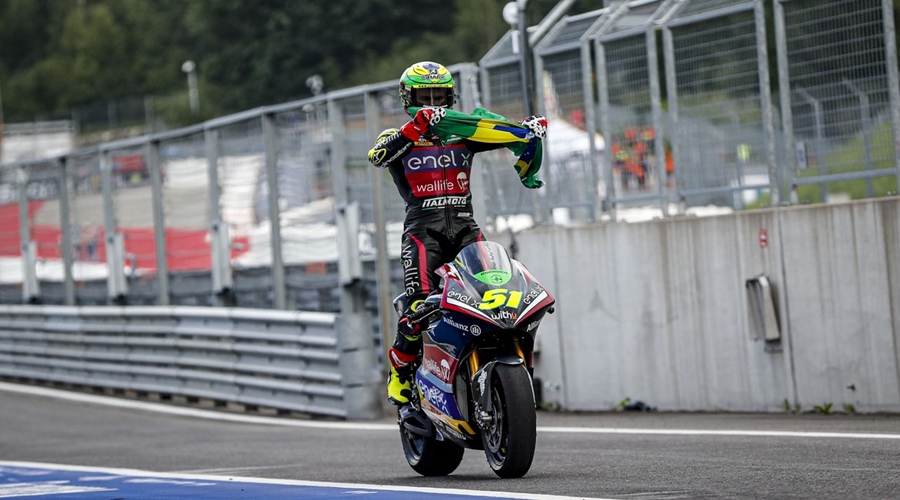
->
394;240;555;478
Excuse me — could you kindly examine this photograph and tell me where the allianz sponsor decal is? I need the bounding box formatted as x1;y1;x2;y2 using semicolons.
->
443;316;469;332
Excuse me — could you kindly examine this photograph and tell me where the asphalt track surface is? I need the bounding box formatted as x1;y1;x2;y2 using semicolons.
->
1;382;899;499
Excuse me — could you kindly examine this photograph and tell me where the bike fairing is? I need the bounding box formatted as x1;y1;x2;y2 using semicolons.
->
411;242;555;445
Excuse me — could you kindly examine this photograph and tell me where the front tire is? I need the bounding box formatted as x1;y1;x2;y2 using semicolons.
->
400;416;465;476
482;364;536;478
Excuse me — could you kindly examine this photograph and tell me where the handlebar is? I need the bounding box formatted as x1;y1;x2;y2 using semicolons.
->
408;301;441;324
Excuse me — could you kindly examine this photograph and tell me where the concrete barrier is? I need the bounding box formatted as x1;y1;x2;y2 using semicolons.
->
512;197;900;412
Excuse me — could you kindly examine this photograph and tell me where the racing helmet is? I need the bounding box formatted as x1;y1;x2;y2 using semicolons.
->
399;61;456;113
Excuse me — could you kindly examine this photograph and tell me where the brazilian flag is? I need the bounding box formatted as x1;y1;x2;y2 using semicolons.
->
408;107;544;189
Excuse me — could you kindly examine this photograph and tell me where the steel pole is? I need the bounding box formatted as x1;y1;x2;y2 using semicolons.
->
148;139;170;305
517;0;535;117
57;158;75;305
262;113;287;310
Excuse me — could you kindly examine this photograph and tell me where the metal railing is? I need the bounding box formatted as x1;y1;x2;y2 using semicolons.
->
0;304;381;419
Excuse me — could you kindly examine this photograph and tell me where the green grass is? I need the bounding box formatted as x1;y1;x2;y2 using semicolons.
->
795;122;899;204
813;402;834;415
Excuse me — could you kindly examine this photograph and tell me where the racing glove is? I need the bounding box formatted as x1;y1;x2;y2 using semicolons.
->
396;316;424;343
520;115;548;140
368;127;414;167
399;107;447;141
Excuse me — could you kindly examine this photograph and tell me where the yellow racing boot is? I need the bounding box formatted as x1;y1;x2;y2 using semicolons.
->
387;365;412;406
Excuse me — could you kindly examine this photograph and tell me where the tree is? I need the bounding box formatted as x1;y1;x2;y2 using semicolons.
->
186;0;458;114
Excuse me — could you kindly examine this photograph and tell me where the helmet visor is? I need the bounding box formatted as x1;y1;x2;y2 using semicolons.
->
411;87;452;108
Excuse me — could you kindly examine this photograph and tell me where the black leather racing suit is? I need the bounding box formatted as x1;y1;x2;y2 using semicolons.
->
369;127;508;356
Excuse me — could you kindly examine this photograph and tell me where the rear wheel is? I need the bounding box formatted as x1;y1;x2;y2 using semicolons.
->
482;364;536;478
400;413;465;476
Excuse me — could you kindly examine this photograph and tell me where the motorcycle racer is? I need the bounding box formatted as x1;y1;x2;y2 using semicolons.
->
367;61;548;405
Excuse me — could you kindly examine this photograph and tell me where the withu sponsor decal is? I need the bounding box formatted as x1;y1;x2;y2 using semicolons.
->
489;309;517;321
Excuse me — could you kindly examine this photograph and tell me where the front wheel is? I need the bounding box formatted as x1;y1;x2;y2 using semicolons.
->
400;414;465;476
482;364;536;478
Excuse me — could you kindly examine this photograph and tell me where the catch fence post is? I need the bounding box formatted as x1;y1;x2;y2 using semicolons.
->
148;138;169;305
328;96;381;419
262;113;287;310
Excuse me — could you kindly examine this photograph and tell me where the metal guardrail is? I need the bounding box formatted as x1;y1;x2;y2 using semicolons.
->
3;121;75;136
0;305;382;419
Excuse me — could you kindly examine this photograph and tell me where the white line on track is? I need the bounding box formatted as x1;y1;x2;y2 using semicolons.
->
0;461;611;500
3;381;900;440
0;381;393;430
535;426;900;439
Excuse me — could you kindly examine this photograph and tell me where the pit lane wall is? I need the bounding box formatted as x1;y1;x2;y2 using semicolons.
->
512;197;900;413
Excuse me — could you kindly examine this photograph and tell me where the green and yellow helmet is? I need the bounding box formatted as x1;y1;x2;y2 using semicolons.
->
399;61;456;113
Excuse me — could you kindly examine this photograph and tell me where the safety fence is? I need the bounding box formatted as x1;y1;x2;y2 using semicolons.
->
0;0;897;311
479;0;900;218
0;304;382;419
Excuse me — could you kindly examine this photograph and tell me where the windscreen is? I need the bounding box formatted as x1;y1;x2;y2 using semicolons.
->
454;241;514;287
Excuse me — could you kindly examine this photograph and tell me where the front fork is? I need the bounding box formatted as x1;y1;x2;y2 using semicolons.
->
470;340;530;429
468;341;526;377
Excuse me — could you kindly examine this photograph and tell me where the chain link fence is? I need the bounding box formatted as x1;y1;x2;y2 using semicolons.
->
535;9;609;223
480;30;545;226
776;0;900;203
663;0;780;209
596;0;675;218
0;0;898;309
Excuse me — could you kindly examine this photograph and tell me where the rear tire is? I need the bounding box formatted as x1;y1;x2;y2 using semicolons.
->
400;415;465;476
482;364;536;478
